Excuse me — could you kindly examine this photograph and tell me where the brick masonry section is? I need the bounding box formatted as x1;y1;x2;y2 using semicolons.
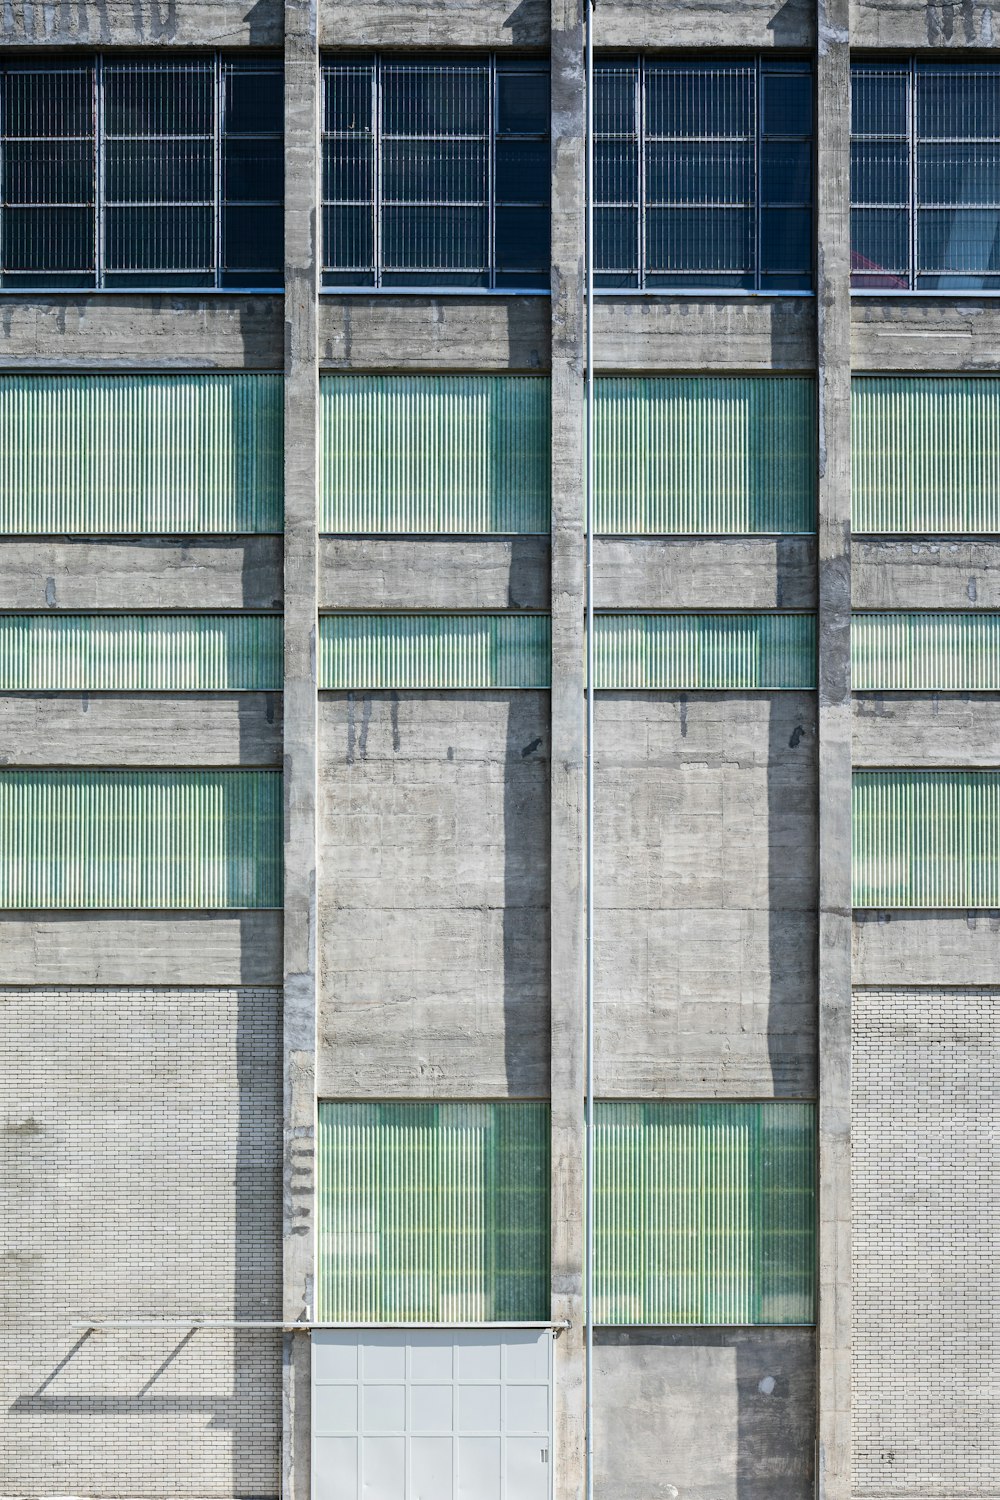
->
1;986;282;1499
852;989;1000;1498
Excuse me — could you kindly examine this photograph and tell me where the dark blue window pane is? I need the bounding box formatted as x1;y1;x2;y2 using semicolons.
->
918;208;1000;274
105;65;213;137
646;65;753;140
105;205;212;271
852;67;907;138
323;203;373;271
323;140;374;202
646;142;752;205
852;142;908;205
761;141;812;204
761;207;811;274
383;205;486;269
496;140;549;203
4;206;94;271
594;66;636;136
107;141;212;202
762;70;812;137
4;65;93;137
224;138;283;202
224;65;283;134
851;207;909;286
383;67;488;137
5;141;92;205
646;207;752;273
595;206;637;272
324;67;372;134
495;205;549;270
382;141;486;202
919;144;1000;206
596;141;638;204
918;66;1000;141
497;71;549;134
222;204;283;273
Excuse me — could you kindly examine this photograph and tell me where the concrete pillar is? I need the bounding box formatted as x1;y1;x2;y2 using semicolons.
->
281;5;320;1499
815;3;853;1496
549;0;587;1496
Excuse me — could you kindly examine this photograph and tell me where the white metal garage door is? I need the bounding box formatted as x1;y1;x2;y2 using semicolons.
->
312;1327;552;1500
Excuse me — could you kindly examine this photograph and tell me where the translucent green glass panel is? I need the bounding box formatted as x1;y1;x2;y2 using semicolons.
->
0;374;282;533
595;377;816;535
853;612;1000;691
317;1102;550;1322
853;770;1000;908
595;613;816;689
595;1101;816;1325
320;375;551;533
853;377;1000;533
0;770;281;908
320;614;551;689
0;614;282;691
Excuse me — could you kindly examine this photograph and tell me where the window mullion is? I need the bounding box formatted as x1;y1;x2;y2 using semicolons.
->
214;53;223;289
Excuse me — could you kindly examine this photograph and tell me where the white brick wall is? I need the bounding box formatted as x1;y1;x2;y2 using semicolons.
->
852;988;1000;1498
1;986;282;1499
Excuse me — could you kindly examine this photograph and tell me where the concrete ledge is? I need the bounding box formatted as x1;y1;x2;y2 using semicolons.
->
594;297;815;372
5;0;282;44
852;300;1000;372
319;0;547;45
319;536;550;612
853;909;1000;986
0;910;282;985
853;539;1000;609
595;0;812;46
0;693;282;767
319;297;550;372
0;539;283;612
595;537;816;611
0;297;283;371
853;694;1000;768
851;0;995;46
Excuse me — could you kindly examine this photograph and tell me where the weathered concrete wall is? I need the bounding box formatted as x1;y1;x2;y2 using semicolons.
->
853;694;1000;768
853;910;1000;986
0;299;282;371
0;694;281;767
593;1328;816;1500
317;691;549;1097
852;301;1000;373
851;0;996;44
595;298;815;372
0;540;283;613
318;0;547;45
1;985;282;1498
4;0;282;45
595;538;816;611
319;298;550;372
852;989;1000;1496
853;539;1000;608
0;912;282;985
594;693;818;1098
594;0;812;46
319;538;549;612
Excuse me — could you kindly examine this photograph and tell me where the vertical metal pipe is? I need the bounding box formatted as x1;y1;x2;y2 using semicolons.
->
584;2;596;1498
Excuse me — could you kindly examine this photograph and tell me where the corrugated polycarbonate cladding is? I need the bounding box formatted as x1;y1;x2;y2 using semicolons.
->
0;770;281;908
595;377;817;535
0;614;282;691
595;613;815;689
595;1102;816;1326
320;375;551;534
320;614;551;689
853;613;1000;692
853;771;1000;909
0;375;282;534
317;1102;550;1322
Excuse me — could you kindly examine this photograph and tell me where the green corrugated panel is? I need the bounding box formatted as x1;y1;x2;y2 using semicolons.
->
317;1101;550;1322
595;613;816;689
320;375;551;533
853;612;1000;691
596;377;816;535
0;770;281;908
853;377;1000;533
595;1101;816;1326
0;614;282;691
320;614;551;689
0;374;282;534
853;770;1000;908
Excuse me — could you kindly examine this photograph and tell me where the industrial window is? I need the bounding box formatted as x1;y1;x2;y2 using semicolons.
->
853;771;1000;908
0;54;283;290
852;60;1000;291
321;55;550;290
595;56;814;291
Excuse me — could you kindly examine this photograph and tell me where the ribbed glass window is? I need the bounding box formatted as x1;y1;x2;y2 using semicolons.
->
595;57;813;291
0;769;281;908
320;614;551;689
595;613;815;689
596;376;816;534
317;1102;550;1322
852;60;1000;291
320;375;550;533
853;770;1000;908
321;55;550;290
853;612;1000;692
0;54;283;290
596;1101;816;1326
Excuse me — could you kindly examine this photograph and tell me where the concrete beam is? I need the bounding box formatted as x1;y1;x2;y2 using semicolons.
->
4;0;282;45
594;538;817;611
852;301;1000;372
853;694;1000;768
850;0;996;45
319;538;550;612
853;539;1000;609
594;0;812;45
595;298;815;372
853;910;1000;986
0;297;283;371
319;298;550;372
318;0;547;45
0;694;281;767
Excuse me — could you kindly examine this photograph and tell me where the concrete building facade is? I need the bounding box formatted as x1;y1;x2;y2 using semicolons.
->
1;2;998;1498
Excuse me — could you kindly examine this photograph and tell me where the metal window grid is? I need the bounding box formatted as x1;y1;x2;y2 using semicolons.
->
321;54;550;292
594;55;814;294
0;52;283;292
851;58;1000;293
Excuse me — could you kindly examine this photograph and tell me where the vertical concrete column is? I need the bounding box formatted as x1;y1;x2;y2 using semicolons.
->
282;5;320;1500
549;1;587;1497
815;4;853;1498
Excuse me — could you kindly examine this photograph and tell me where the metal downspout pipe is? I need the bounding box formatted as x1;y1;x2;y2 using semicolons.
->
584;2;596;1498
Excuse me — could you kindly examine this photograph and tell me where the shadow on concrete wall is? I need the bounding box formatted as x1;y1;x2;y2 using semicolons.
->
503;691;551;1096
